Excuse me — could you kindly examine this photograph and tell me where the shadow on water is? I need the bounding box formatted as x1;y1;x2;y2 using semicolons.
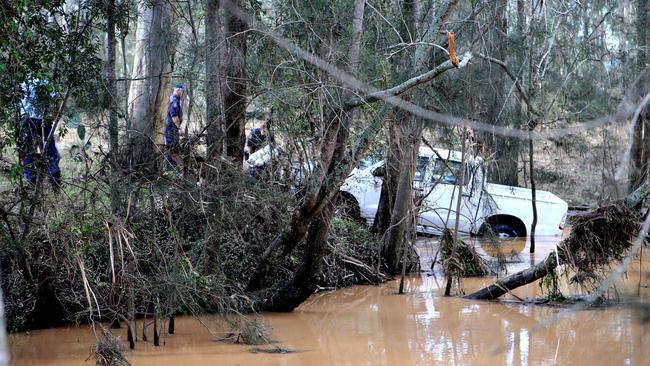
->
9;233;650;365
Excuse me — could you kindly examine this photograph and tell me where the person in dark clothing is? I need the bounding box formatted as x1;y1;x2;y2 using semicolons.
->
18;77;61;190
244;120;267;160
165;83;184;166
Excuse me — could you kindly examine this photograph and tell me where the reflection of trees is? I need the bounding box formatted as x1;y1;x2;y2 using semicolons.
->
277;270;649;366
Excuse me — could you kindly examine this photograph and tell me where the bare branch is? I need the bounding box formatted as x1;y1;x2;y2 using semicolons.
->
477;53;542;117
345;51;472;109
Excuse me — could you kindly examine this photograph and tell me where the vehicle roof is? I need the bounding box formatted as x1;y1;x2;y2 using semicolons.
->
418;146;481;164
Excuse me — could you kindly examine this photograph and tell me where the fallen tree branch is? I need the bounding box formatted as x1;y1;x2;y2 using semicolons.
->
344;52;472;109
465;252;557;300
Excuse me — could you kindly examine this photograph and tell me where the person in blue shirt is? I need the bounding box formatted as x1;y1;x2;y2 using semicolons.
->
18;77;61;190
164;83;184;166
244;120;267;160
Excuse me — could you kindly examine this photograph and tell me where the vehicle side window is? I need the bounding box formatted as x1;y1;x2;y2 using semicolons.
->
414;157;430;182
431;159;466;185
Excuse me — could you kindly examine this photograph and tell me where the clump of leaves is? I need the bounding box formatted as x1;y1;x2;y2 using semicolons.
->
540;269;564;301
440;229;490;277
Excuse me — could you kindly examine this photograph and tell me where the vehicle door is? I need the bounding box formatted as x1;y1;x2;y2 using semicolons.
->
342;161;385;220
417;158;479;235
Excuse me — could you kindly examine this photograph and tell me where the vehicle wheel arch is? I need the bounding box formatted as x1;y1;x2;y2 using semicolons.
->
479;214;527;238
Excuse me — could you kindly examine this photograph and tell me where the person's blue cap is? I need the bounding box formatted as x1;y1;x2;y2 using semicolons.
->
175;83;184;89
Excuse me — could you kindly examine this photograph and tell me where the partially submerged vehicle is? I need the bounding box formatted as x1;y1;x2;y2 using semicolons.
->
339;146;568;238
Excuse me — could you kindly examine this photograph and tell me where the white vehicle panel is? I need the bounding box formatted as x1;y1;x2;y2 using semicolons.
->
340;146;568;238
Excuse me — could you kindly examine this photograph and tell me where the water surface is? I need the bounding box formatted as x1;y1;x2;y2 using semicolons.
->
10;236;650;365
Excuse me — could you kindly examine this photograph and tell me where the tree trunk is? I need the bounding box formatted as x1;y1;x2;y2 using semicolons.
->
120;31;129;125
372;0;420;237
205;0;224;160
222;0;247;162
246;3;469;306
382;118;422;275
255;203;334;311
630;114;645;191
484;0;519;186
630;0;650;192
124;0;174;174
529;122;538;252
103;0;120;215
465;252;557;300
248;0;366;301
372;118;403;235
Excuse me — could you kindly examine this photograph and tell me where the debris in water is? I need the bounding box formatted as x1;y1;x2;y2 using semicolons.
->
250;346;302;354
91;326;131;366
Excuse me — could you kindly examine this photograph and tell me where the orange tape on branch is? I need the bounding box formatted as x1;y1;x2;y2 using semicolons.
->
448;32;458;67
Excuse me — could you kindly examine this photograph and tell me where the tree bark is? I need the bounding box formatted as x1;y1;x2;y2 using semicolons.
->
465;252;557;300
372;0;420;239
222;0;247;162
382;119;422;275
484;0;519;186
103;0;120;216
124;0;174;174
630;0;650;192
205;0;224;160
372;118;403;235
255;203;334;311
529;122;538;252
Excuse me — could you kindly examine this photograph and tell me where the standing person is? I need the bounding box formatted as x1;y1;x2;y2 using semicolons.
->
244;120;267;160
164;83;184;166
18;77;61;191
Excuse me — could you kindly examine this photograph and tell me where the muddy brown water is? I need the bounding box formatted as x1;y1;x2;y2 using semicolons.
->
9;235;650;365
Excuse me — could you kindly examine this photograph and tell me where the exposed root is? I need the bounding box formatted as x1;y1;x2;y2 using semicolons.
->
466;200;646;301
559;202;641;290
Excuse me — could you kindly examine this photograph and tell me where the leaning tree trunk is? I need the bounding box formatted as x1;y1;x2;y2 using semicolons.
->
222;0;247;163
466;181;650;300
124;0;174;174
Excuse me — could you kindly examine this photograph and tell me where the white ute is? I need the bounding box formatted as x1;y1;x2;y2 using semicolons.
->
340;146;568;238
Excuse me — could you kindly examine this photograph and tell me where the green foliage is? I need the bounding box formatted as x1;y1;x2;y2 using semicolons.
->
0;0;103;148
540;269;564;301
